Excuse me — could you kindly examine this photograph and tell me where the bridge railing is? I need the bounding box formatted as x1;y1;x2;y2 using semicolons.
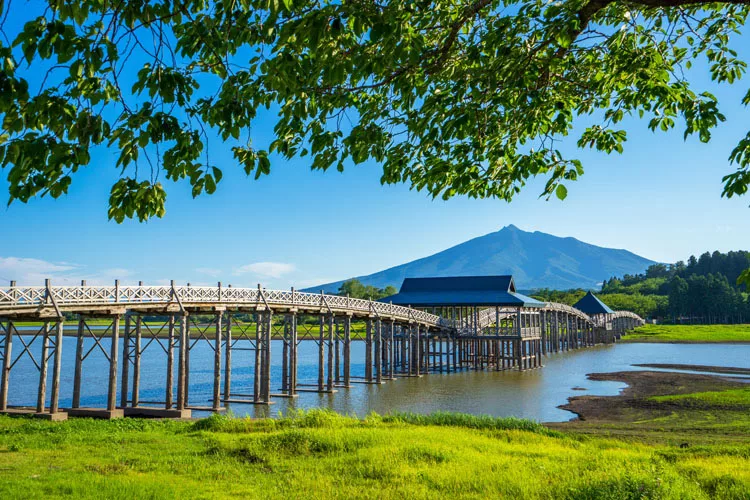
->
0;284;447;327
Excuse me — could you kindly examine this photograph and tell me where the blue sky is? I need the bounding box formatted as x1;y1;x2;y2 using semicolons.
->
0;10;748;288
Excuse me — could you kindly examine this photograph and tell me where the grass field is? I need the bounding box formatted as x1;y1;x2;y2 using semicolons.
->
623;324;750;343
650;387;750;407
0;405;748;499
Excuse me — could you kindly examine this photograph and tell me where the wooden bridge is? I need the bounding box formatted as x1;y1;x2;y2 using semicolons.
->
0;280;644;420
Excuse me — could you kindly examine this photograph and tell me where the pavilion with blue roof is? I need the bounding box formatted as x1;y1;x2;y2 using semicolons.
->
572;291;614;316
381;275;544;339
381;275;543;308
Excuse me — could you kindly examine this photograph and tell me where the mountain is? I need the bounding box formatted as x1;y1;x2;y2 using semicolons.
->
307;225;656;293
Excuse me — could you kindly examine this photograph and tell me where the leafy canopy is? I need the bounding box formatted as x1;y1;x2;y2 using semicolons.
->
1;0;749;221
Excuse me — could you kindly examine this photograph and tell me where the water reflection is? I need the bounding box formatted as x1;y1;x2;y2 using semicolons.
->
5;338;749;422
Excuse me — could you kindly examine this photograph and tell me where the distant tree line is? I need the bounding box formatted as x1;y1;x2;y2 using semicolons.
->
336;279;398;301
599;251;750;324
532;250;750;323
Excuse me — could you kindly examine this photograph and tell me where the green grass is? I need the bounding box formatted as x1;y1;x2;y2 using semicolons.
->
623;324;750;343
651;388;750;407
0;409;749;499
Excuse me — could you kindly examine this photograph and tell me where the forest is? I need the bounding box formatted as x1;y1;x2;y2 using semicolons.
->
535;251;750;323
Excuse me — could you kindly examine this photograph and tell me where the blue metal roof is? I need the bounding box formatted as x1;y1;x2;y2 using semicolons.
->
573;291;614;315
380;275;544;308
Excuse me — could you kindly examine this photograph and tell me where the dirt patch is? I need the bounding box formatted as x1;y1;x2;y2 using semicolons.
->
553;370;749;423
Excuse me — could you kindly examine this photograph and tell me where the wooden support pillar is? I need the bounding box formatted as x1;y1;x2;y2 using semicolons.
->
166;315;175;409
253;312;262;402
224;315;232;403
72;316;85;408
120;315;131;408
327;315;334;391
334;319;341;384
262;310;272;402
365;319;373;382
374;318;382;384
318;315;325;391
401;326;408;374
49;320;64;414
107;315;120;412
213;311;223;411
343;315;351;387
0;320;11;411
281;318;288;393
290;312;298;395
388;321;395;379
184;318;191;405
37;322;50;413
415;324;422;375
132;316;142;408
176;313;187;411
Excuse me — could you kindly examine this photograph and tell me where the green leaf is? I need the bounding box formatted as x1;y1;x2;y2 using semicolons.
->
555;184;568;201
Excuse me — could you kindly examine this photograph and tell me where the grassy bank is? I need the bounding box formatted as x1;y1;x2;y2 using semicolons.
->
623;324;750;343
0;406;749;499
13;320;373;340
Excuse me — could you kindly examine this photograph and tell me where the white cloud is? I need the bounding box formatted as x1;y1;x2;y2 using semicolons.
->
233;262;295;279
196;267;222;277
0;256;79;285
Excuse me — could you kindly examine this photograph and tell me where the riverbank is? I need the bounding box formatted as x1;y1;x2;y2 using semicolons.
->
550;368;750;446
1;368;749;498
622;324;750;343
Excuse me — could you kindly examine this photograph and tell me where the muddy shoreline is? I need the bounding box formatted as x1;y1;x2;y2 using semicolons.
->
552;368;750;424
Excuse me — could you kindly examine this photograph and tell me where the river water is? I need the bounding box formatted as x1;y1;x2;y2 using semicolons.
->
4;338;749;422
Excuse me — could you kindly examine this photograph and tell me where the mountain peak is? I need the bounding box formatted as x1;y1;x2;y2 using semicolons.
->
307;228;655;293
